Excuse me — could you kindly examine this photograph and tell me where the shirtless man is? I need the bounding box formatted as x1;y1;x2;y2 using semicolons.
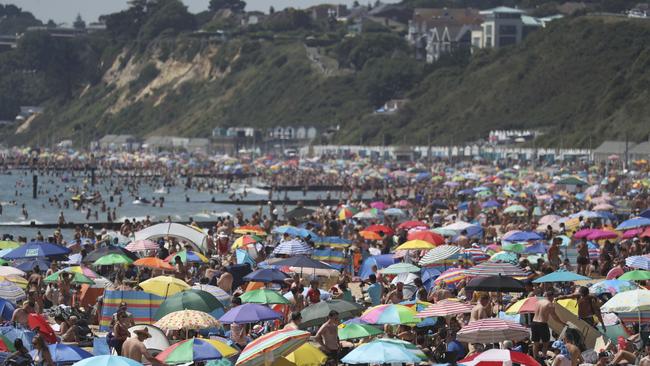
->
429;281;451;303
316;310;340;362
122;328;165;366
470;294;493;322
548;238;562;270
385;282;404;304
58;272;72;306
558;286;604;330
11;301;34;327
217;268;233;294
532;291;566;358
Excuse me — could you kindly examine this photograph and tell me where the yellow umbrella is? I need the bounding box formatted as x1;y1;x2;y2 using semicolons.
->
395;240;435;251
272;358;297;366
284;343;327;366
140;276;190;297
557;299;578;315
0;275;28;289
0;241;19;249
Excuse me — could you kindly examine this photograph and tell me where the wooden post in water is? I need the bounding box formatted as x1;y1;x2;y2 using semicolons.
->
32;174;37;199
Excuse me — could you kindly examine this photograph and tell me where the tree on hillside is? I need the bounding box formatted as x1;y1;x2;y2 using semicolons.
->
209;0;246;13
73;13;86;29
138;0;197;41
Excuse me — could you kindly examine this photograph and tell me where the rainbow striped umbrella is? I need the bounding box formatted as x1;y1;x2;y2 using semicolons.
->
461;247;490;263
156;338;238;364
360;304;420;325
434;268;466;285
166;250;209;264
236;329;310;366
415;299;473;318
337;207;357;220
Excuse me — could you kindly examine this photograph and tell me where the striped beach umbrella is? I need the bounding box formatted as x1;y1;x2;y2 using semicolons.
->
461;247;490;263
419;245;461;267
457;318;530;343
360;304;420;325
236;329;310;366
415;299;473;318
0;281;26;303
166;250;209;264
156;338;238;364
434;268;466;285
626;255;650;270
465;262;529;277
125;240;159;252
273;240;312;256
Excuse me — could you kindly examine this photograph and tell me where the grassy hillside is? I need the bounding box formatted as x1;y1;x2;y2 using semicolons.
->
4;11;650;148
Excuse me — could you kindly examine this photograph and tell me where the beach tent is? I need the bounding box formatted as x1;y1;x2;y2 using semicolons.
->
359;255;395;280
135;223;207;253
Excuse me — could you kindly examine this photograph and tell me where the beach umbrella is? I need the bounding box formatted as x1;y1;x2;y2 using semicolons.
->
434;268;466;285
284;207;315;220
192;284;231;306
72;355;143;366
617;217;650;231
359;230;383;240
466;262;529;277
299;300;363;328
243;268;289;284
590;280;640;296
155;310;220;331
34;343;93;364
489;251;518;265
15;259;50;273
270;257;334;271
539;215;561;225
241;289;290;305
140;276;190;297
572;228;595;239
219;303;283;324
0;298;15;320
337;323;383;340
273;240;312;256
93;253;133;266
457;318;530;343
83;246;138;264
0;275;27;289
64;265;100;279
155;289;225;320
166;250;209;264
284;343;327;366
134;257;175;271
502;231;542;242
462;247;490;263
504;205;527;214
524;242;548;254
0;267;24;278
234;226;267;236
353;209;383;220
337;207;356;220
626;256;650;270
0;241;19;249
502;242;526;253
533;269;591;283
384;208;406;218
378;263;420;275
365;224;394;236
586;229;618;241
460;349;540;366
506;297;543;315
415;299;473;318
236;329;310;366
407;230;444;245
272;226;303;237
0;280;25;303
314;236;351;248
465;275;526;292
619;270;650;281
360;304;420;325
419;245;460;267
481;200;500;209
395;240;435;251
4;242;70;260
125;239;159;252
398;221;428;230
0;334;15;352
601;289;650;313
233;235;263;249
341;339;427;364
27;313;56;343
44;270;95;285
156;338;238;364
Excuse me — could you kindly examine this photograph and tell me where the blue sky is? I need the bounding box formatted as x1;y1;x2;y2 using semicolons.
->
2;0;395;24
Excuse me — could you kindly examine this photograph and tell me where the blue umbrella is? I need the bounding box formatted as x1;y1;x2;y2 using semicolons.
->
481;200;500;209
72;355;143;366
272;225;302;236
33;344;93;365
314;236;352;247
503;231;542;242
524;242;548;254
0;327;35;351
4;242;70;260
218;304;282;324
0;298;15;321
243;268;289;283
16;259;51;272
641;209;650;219
532;270;591;283
616;217;650;231
341;339;427;364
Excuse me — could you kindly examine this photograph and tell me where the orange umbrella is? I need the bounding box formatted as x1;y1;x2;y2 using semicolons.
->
134;257;175;271
234;225;267;235
407;231;444;245
245;281;266;292
359;230;383;240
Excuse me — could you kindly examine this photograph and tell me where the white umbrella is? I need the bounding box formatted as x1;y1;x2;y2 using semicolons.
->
0;267;25;277
0;281;26;303
601;289;650;313
135;223;207;253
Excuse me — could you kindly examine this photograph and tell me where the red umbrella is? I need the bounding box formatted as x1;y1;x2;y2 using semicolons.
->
460;349;540;366
407;231;444;245
398;221;428;230
641;228;650;238
28;314;57;343
365;225;394;236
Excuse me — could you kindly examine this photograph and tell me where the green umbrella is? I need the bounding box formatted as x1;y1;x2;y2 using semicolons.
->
504;205;527;214
44;270;95;285
338;323;383;340
240;289;290;304
502;243;526;254
0;259;8;266
300;300;364;329
619;270;650;281
378;263;421;275
154;289;224;320
93;253;134;266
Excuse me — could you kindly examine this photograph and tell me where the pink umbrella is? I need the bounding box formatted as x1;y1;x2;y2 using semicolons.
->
623;229;643;239
370;201;388;210
539;215;561;225
396;200;411;208
573;228;595;239
586;229;618;241
126;239;159;252
593;203;614;211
